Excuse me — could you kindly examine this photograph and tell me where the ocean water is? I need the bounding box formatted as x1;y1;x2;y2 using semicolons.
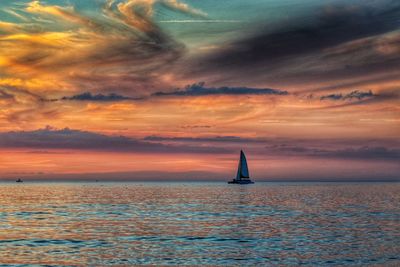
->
0;182;399;266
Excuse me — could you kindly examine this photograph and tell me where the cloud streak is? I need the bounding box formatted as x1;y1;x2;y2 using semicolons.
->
152;82;288;97
54;83;288;102
145;135;263;143
0;126;230;154
146;135;400;160
320;90;375;101
59;92;139;102
267;143;400;160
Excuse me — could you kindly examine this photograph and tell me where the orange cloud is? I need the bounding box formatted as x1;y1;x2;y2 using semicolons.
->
0;0;207;98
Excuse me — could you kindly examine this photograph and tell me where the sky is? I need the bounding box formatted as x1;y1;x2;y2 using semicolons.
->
0;0;399;181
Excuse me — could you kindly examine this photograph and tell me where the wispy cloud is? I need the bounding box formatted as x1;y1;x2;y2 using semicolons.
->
160;0;207;17
267;143;400;160
145;135;263;143
315;90;399;109
0;0;207;95
320;90;375;101
158;20;241;23
0;85;60;125
0;89;15;100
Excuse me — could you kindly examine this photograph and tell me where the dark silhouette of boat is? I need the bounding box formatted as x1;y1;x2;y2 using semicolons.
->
228;150;254;184
16;178;23;183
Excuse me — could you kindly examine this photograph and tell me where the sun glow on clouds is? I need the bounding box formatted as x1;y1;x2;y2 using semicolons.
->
0;0;201;96
0;149;225;177
0;0;399;180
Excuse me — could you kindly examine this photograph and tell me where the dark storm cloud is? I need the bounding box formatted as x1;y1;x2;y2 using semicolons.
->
188;1;400;87
203;3;400;68
152;82;288;97
320;90;374;101
0;126;230;154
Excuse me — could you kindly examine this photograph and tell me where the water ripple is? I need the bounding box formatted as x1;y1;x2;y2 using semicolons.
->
0;182;399;266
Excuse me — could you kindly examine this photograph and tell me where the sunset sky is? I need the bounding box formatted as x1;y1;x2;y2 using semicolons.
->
0;0;399;180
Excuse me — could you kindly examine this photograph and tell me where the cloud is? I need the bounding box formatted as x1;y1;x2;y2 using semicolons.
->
158;20;241;23
265;138;400;160
0;89;15;100
306;72;400;93
186;1;400;88
0;21;21;34
26;1;93;26
59;92;139;102
146;135;400;160
320;90;375;101
0;86;62;125
180;125;211;129
0;0;207;95
315;90;399;109
269;144;400;160
49;82;288;102
327;146;400;160
55;83;288;101
145;135;262;143
152;82;288;97
0;126;230;154
160;0;207;18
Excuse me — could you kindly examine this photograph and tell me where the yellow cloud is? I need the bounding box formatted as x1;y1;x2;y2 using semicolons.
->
163;0;207;17
0;21;20;33
26;1;86;25
0;0;196;97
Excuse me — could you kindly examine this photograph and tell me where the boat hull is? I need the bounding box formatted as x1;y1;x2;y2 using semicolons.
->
228;179;254;184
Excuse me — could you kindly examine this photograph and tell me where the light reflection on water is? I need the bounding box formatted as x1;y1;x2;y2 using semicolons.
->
0;182;399;266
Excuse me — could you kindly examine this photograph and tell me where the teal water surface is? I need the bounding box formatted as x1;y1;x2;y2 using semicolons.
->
0;182;399;266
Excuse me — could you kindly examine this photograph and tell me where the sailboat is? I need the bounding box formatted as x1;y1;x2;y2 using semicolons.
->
228;150;254;184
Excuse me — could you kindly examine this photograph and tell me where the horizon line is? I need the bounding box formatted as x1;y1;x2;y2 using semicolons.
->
1;178;399;183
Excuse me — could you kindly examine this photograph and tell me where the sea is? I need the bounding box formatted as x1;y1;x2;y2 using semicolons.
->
0;182;399;266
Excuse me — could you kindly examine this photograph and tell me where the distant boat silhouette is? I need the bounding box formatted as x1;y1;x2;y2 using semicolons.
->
16;178;23;183
228;150;254;184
